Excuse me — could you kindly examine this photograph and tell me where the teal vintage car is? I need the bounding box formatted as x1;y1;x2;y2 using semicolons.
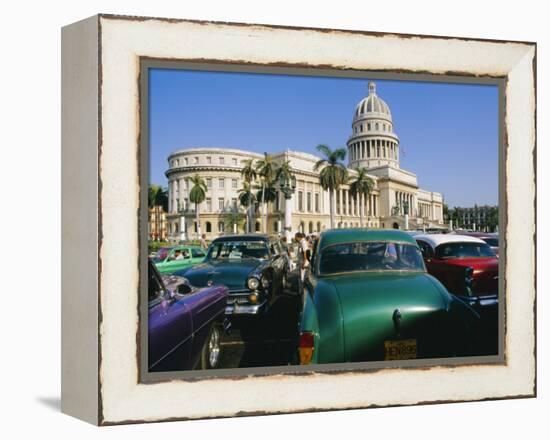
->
152;245;207;274
298;229;480;365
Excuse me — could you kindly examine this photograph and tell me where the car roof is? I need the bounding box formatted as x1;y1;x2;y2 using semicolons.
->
451;231;497;239
317;228;417;250
414;233;486;248
211;234;270;243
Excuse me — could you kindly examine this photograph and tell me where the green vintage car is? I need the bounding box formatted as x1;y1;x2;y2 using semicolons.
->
152;245;207;274
298;229;480;365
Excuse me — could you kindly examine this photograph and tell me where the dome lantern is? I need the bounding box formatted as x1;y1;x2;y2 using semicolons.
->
347;82;400;170
368;82;376;94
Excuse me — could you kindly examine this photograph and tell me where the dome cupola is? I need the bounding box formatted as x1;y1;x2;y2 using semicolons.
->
353;82;392;123
347;82;400;170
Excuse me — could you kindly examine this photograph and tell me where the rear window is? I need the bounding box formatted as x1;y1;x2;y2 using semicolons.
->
435;242;495;259
319;241;425;275
482;237;499;247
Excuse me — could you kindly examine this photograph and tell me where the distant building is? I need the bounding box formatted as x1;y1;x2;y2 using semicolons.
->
449;205;498;232
149;205;168;241
164;82;446;240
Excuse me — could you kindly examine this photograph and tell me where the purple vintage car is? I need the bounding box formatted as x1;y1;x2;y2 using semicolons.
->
148;260;229;372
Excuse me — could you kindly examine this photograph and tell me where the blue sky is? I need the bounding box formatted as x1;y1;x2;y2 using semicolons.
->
149;68;498;207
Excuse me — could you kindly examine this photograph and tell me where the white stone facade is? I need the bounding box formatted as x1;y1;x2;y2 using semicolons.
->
164;82;445;240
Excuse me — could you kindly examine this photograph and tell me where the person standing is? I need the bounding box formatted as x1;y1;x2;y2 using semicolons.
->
295;232;310;287
200;233;208;250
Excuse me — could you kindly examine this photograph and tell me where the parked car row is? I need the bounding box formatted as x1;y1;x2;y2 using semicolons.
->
148;229;499;372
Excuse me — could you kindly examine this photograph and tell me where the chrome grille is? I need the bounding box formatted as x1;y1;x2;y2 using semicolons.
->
227;293;251;304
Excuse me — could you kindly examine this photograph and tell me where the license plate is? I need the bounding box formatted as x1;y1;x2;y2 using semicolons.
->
384;339;417;360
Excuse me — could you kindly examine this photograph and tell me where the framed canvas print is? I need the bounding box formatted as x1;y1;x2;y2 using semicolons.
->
61;14;536;425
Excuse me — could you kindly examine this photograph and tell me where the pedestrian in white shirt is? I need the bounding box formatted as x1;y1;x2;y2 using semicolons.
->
294;232;310;286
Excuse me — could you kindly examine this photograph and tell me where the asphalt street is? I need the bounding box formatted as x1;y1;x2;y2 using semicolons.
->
218;270;302;368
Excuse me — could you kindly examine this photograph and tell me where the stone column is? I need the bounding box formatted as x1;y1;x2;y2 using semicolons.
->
168;179;173;213
399;192;402;214
369;194;373;216
172;180;178;213
180;215;186;241
345;190;349;216
179;177;186;211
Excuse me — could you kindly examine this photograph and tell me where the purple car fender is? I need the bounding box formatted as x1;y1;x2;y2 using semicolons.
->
148;271;228;371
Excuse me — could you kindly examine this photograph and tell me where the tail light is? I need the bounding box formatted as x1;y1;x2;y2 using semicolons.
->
299;331;314;365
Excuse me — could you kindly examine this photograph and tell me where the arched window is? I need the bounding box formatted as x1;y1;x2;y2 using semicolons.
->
273;221;278;232
255;221;261;232
393;222;399;229
206;222;212;233
309;222;314;234
337;222;342;228
218;221;225;233
175;223;179;233
367;123;371;130
300;222;305;233
194;222;198;233
344;222;348;228
317;221;321;232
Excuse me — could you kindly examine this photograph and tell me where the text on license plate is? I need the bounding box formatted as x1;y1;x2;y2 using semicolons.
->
384;339;417;360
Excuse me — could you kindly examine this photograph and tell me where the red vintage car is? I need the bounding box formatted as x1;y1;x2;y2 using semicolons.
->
415;234;499;354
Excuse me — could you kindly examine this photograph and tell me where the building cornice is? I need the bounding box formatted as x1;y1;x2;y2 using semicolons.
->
165;165;244;178
168;147;264;158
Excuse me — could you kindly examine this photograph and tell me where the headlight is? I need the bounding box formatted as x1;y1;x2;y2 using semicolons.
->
247;277;260;291
261;275;270;289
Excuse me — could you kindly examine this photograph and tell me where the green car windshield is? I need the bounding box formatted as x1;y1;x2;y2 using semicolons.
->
319;241;425;275
206;240;270;260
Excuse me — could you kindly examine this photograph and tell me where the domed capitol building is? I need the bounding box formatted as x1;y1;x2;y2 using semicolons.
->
164;82;445;240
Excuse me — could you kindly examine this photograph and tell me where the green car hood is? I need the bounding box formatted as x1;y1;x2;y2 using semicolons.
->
327;272;453;361
179;258;263;290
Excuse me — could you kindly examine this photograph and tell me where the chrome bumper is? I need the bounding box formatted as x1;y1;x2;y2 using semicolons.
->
225;300;267;315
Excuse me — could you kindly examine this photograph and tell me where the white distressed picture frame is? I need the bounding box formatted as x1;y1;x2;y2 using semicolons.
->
61;14;536;425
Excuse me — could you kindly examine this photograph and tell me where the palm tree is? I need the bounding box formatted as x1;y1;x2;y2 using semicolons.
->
313;144;348;229
256;181;278;231
148;185;169;241
349;167;374;228
255;153;276;233
238;181;256;233
189;174;207;238
276;160;293;183
148;184;168;211
240;159;257;233
241;158;257;184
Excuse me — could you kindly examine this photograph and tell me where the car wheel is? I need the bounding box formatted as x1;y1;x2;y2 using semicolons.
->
200;325;221;369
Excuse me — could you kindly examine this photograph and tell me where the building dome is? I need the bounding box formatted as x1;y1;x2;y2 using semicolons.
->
353;82;392;123
347;82;399;170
